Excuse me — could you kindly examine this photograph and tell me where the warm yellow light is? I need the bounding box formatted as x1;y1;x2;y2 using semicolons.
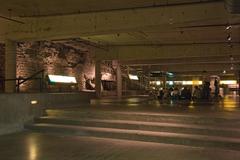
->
220;80;237;85
48;75;77;83
31;100;38;105
102;73;112;80
182;81;193;85
183;81;202;85
156;81;161;85
150;80;202;86
28;137;37;160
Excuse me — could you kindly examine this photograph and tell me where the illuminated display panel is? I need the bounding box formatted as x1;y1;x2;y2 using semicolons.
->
220;80;237;85
48;75;77;83
129;74;139;80
149;81;203;86
182;81;202;85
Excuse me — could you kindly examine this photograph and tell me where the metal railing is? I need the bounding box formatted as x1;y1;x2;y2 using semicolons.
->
0;69;45;93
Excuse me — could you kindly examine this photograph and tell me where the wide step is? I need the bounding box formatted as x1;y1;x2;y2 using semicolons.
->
26;109;240;151
35;117;240;138
46;110;240;127
26;123;240;151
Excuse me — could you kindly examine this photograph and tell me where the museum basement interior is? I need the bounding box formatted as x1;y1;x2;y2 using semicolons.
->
0;0;240;160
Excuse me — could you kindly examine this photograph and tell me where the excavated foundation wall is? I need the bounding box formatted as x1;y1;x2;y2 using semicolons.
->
0;41;115;92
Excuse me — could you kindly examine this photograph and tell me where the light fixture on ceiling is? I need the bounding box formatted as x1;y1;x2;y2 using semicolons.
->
166;72;174;77
230;64;234;70
226;25;232;30
227;34;232;41
229;55;235;71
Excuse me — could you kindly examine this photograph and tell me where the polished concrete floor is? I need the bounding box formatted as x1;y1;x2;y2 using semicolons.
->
1;95;240;160
88;95;240;113
1;132;240;160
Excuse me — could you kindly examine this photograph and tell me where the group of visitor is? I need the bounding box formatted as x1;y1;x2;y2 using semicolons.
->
157;87;193;100
156;78;220;101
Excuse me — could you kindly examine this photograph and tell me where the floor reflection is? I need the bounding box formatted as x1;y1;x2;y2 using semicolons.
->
28;135;38;160
220;95;239;111
123;94;240;113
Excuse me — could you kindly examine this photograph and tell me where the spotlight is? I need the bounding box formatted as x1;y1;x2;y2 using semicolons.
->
227;35;232;41
31;100;38;105
226;25;232;30
223;70;226;74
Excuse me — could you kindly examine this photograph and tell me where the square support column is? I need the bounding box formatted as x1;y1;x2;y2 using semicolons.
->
5;40;17;93
117;61;122;99
238;71;240;97
95;60;102;98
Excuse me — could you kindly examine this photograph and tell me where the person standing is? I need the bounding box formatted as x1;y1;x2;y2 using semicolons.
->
214;78;219;97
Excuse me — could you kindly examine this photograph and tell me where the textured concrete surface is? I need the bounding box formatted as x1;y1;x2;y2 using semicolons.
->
1;96;240;159
1;132;240;160
0;92;94;135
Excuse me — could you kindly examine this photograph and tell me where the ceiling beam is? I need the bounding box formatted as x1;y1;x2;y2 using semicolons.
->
158;75;237;81
171;72;235;77
5;1;237;41
121;55;240;66
96;43;240;60
140;63;239;72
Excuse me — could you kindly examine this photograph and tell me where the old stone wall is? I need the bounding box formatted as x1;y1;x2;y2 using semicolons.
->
17;41;97;91
0;41;115;92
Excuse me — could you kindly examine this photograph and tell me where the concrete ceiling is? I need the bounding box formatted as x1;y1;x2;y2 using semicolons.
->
122;56;240;66
0;0;239;78
83;25;240;45
121;55;240;77
0;0;216;17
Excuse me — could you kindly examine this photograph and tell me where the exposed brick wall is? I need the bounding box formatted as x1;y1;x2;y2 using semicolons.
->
16;41;95;91
0;41;115;92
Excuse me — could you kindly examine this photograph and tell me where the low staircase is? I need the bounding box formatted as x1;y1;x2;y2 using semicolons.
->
25;109;240;151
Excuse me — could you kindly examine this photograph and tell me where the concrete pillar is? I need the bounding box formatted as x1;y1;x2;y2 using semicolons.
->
5;40;17;93
238;71;240;97
95;60;102;98
163;76;167;88
117;61;122;99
